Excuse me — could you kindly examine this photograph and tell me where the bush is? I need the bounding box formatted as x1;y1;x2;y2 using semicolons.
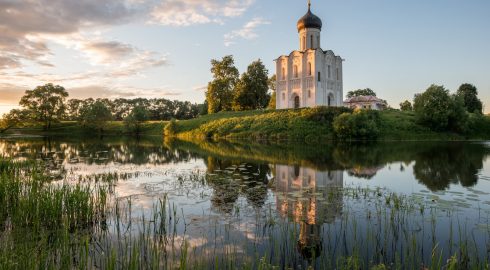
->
333;110;380;140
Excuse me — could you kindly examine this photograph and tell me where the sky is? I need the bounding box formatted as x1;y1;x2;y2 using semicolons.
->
0;0;489;115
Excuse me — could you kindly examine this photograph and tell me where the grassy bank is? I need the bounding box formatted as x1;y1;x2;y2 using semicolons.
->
168;108;490;142
3;121;166;137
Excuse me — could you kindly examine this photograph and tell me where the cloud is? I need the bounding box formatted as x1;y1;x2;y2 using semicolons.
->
193;85;208;92
0;0;142;69
150;0;254;26
82;41;135;64
224;17;270;46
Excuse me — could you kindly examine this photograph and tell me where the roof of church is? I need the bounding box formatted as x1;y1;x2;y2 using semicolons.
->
344;96;384;103
297;3;322;32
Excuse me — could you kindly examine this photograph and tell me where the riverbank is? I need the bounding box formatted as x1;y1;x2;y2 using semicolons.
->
3;108;490;141
2;121;166;137
167;108;490;142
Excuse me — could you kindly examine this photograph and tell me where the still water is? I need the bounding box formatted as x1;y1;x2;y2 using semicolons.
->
1;136;490;268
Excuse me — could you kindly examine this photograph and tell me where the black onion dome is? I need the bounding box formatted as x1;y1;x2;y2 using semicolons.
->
297;5;322;32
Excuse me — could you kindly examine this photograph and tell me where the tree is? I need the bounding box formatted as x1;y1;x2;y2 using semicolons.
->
19;83;69;130
79;100;112;133
448;94;469;133
346;88;376;98
413;85;454;131
0;109;30;133
232;59;270;111
268;75;277;109
124;106;149;134
399;100;413;111
206;55;239;113
457;83;482;114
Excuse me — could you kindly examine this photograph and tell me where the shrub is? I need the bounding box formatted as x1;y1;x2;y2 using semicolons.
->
333;110;380;140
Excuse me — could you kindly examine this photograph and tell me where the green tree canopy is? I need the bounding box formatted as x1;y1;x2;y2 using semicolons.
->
124;105;149;134
268;75;276;109
413;85;452;131
232;59;270;111
399;100;413;111
206;55;239;113
413;84;468;132
0;109;30;133
346;88;376;98
456;83;483;114
19;83;69;130
79;101;113;133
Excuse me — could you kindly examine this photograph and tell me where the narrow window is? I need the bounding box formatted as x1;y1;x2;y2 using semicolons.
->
294;65;298;78
302;36;306;50
317;36;320;48
336;68;340;80
318;72;321;82
282;67;285;80
307;62;312;76
328;65;331;78
308;89;311;98
310;35;313;48
282;92;285;101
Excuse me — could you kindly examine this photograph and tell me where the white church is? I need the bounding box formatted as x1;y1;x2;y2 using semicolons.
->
275;2;344;109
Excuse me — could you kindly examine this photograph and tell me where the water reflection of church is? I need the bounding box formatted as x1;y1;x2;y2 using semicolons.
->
275;164;344;258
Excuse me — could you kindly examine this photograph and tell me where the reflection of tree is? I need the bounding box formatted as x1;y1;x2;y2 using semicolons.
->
413;143;487;191
172;139;490;192
0;136;199;166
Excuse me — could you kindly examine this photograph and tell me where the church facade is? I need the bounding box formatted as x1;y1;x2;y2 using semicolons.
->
275;3;344;109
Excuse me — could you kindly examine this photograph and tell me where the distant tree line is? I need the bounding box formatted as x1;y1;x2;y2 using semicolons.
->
205;55;275;114
0;83;205;133
66;97;203;121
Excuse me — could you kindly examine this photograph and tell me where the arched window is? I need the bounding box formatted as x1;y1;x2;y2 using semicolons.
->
293;65;298;78
308;89;311;98
282;67;285;80
317;36;320;48
318;72;321;82
336;68;340;80
328;65;331;78
282;92;285;101
302;36;306;50
294;95;300;109
307;62;312;76
310;35;314;48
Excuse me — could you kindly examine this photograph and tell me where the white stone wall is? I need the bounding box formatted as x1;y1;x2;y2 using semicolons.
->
275;25;343;110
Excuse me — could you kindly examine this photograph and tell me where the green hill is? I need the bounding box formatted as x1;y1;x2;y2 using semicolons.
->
168;108;490;142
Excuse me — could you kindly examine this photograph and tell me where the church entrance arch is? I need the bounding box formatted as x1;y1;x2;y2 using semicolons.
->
327;93;334;107
294;95;300;109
